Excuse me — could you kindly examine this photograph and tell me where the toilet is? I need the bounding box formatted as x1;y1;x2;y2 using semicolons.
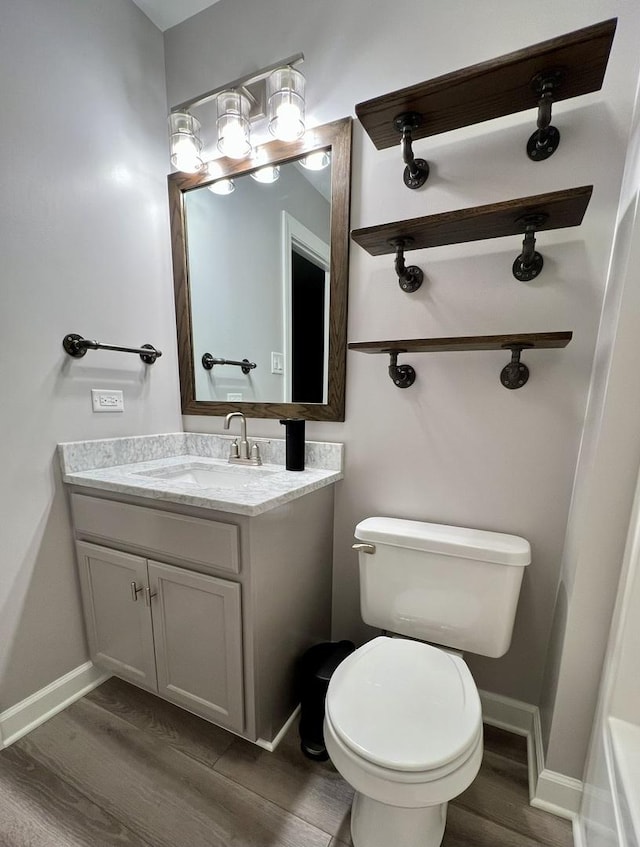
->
324;517;531;847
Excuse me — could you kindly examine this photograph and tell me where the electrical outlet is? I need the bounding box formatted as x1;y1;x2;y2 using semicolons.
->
91;389;124;412
227;393;243;401
271;352;284;375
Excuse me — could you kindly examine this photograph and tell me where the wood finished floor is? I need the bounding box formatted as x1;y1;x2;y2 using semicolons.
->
0;677;574;847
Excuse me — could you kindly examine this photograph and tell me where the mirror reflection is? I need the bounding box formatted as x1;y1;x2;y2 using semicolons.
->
185;155;332;404
170;117;351;421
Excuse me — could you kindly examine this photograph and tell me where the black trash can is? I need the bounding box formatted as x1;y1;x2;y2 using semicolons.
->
296;640;355;760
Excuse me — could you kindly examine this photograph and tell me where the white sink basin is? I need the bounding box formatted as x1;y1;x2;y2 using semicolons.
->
133;461;279;490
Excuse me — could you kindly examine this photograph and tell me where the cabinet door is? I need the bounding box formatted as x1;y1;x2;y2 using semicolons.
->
75;542;157;691
148;560;244;733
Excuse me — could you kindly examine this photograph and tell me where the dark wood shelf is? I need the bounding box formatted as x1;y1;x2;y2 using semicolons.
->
349;332;572;355
350;332;572;389
351;186;592;256
356;19;616;150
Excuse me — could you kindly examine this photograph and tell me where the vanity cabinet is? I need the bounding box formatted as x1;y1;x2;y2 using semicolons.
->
76;542;244;732
68;486;334;746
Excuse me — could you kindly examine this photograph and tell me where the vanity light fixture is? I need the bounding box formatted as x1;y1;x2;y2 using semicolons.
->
168;111;203;173
168;53;304;172
300;150;331;171
267;66;306;141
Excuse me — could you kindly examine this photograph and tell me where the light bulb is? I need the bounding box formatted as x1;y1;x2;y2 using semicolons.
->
208;178;235;195
300;150;331;171
219;121;251;159
273;102;304;141
251;165;280;184
171;136;203;173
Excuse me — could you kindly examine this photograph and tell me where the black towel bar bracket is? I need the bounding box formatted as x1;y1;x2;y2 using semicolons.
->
62;334;161;364
202;354;257;374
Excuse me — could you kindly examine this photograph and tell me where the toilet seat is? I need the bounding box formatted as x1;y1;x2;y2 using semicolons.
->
325;637;482;776
324;707;483;807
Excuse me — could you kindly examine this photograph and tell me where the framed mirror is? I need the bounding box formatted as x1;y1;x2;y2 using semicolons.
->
169;117;352;421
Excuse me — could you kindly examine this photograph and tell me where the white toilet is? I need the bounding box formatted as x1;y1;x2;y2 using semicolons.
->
324;517;531;847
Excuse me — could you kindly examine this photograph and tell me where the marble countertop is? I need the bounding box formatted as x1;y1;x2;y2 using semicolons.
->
58;433;343;516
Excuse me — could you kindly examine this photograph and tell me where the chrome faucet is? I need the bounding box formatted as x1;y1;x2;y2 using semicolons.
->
224;412;262;465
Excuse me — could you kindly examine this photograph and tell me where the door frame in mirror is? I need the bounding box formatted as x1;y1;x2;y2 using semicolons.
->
169;117;352;421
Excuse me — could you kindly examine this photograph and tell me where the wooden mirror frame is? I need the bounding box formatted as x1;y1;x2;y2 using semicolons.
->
169;117;352;421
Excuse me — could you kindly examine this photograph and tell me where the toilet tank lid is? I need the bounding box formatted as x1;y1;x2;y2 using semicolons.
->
355;517;531;566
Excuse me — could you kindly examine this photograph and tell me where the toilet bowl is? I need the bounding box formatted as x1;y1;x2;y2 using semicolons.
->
324;637;483;847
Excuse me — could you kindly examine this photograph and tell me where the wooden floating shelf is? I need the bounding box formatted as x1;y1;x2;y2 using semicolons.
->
352;187;592;255
352;186;592;285
349;332;572;354
356;19;617;150
349;332;572;390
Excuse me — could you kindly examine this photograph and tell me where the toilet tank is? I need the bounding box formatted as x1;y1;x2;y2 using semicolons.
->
355;517;531;658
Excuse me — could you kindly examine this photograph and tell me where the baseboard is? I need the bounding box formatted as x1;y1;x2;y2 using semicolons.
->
571;806;619;847
256;704;301;752
480;689;582;823
531;769;583;819
479;688;537;735
0;661;109;748
573;816;586;847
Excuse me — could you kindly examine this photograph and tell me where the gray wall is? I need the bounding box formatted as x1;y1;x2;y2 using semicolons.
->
540;75;640;778
0;0;181;710
167;0;640;779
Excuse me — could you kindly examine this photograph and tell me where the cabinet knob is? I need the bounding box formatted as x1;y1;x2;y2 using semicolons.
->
130;582;143;602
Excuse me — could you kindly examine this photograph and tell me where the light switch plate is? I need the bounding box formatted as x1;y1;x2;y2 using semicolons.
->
91;389;124;412
271;352;284;375
227;393;243;401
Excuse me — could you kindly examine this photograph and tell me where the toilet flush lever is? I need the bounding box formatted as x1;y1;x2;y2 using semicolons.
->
352;543;376;554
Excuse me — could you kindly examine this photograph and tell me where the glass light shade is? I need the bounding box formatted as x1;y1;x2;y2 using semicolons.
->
168;112;203;173
250;165;280;184
208;178;235;195
216;90;252;159
300;150;331;171
267;67;305;141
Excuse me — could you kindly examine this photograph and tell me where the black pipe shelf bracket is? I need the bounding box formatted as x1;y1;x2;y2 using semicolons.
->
355;19;616;186
394;112;429;190
512;213;548;281
388;352;416;388
202;353;257;375
390;237;424;292
62;334;162;364
527;71;563;161
500;344;533;389
349;332;572;391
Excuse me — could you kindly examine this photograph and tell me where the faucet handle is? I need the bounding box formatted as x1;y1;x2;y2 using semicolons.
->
250;442;262;465
230;439;240;459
